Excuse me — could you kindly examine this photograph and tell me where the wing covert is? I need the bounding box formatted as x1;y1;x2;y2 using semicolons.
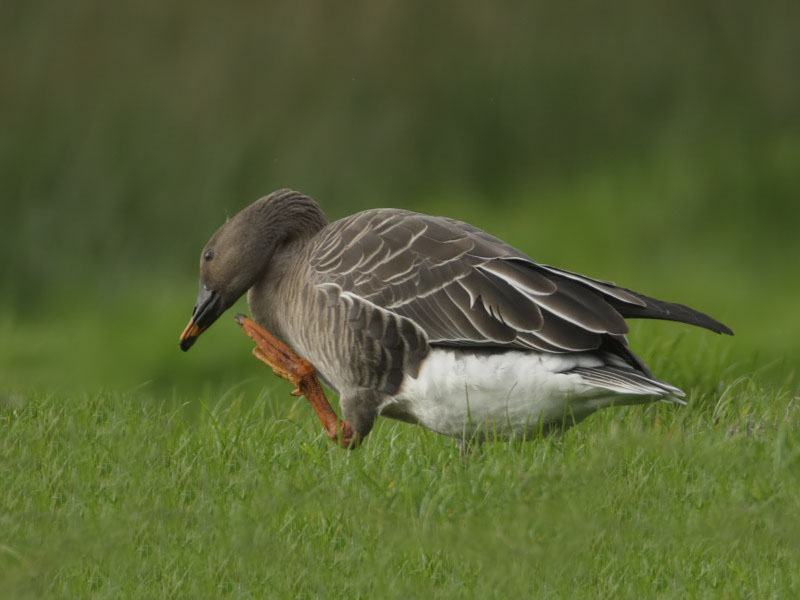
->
308;209;633;354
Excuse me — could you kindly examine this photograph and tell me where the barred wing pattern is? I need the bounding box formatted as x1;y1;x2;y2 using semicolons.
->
308;209;667;356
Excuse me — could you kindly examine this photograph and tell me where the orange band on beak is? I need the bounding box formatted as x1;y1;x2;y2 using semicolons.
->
181;319;201;341
180;318;208;350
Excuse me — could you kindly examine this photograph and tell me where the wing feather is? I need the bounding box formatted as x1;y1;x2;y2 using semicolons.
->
444;280;517;343
458;269;543;332
308;209;731;358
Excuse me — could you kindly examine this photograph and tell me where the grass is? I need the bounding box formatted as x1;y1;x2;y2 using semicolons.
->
2;360;798;598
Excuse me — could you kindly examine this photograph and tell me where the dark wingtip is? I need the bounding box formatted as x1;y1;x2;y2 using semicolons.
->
688;316;733;336
718;323;734;336
607;289;735;337
180;337;196;352
699;315;734;336
235;313;248;325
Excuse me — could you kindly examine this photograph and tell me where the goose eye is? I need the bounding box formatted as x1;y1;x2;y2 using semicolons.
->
204;249;214;261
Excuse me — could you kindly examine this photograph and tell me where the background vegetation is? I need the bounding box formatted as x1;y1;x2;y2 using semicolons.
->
2;1;798;597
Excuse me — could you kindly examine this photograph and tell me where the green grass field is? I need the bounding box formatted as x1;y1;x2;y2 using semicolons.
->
2;367;798;598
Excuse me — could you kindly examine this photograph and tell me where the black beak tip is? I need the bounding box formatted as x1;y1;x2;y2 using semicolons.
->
180;337;196;352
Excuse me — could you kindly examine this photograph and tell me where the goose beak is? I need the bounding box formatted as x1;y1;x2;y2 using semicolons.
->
180;285;221;351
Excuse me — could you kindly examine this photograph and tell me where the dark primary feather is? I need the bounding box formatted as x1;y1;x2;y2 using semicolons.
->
537;265;734;335
308;209;732;359
606;289;733;334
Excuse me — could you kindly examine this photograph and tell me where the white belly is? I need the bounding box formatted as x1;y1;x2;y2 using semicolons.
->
386;348;625;439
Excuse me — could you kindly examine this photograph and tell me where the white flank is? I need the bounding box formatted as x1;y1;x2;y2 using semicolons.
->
387;348;662;439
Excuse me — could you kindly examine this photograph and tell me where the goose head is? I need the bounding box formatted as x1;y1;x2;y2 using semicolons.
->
179;189;326;351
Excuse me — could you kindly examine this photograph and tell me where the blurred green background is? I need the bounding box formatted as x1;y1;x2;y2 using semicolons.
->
2;1;798;395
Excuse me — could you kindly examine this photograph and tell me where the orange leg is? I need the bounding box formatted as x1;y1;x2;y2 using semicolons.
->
235;314;359;449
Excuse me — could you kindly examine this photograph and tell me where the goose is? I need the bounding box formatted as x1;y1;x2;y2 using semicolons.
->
179;189;732;447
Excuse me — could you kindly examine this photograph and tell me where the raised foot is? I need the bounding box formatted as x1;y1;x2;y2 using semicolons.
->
236;314;361;449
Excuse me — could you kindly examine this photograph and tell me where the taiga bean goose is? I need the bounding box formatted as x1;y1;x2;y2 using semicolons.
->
180;189;732;448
